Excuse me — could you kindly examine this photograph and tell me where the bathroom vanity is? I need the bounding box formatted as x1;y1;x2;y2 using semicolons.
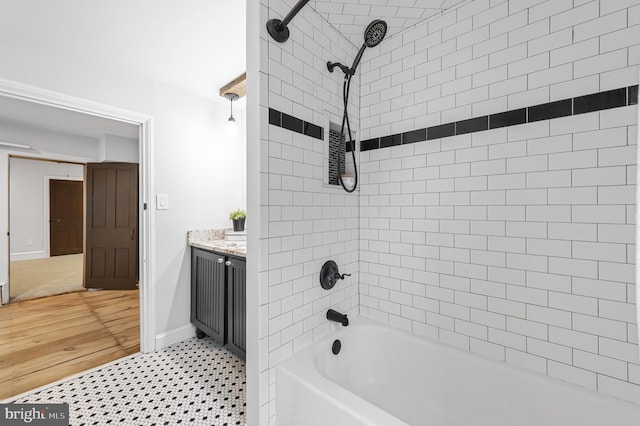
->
188;230;246;359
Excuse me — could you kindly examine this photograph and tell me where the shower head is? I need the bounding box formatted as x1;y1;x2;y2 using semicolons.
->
363;19;387;48
327;19;388;77
349;19;388;75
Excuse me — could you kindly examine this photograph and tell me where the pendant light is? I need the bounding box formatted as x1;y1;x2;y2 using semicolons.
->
224;92;239;138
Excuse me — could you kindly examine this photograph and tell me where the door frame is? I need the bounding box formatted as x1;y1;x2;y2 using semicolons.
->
45;174;84;258
0;78;156;353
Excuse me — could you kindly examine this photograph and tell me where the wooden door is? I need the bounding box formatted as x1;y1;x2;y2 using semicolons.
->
49;179;83;256
85;163;138;290
226;256;246;359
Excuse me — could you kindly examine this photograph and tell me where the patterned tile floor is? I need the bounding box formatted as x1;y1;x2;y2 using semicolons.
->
12;337;246;425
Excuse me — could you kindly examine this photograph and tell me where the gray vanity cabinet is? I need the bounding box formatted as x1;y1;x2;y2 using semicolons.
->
226;256;246;358
190;247;246;359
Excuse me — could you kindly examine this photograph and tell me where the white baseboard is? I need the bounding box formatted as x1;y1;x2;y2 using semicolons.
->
155;323;195;350
0;282;7;305
10;251;46;261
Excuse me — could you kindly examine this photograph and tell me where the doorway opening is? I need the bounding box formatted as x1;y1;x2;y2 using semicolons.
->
8;157;85;302
0;79;154;400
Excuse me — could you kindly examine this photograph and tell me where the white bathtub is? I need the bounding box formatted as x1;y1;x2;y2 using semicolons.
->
276;318;640;426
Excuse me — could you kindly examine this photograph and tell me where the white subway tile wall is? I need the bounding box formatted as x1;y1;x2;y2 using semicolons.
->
260;0;360;424
359;0;640;407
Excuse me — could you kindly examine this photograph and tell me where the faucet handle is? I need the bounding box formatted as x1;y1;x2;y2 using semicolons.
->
320;260;350;290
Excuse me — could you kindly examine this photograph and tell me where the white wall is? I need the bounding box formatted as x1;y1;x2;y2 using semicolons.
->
9;157;83;259
359;0;640;406
99;134;139;163
0;119;100;160
0;0;247;347
246;1;262;424
153;82;247;336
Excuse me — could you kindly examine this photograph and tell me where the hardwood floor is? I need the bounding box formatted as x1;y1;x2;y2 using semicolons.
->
0;290;139;400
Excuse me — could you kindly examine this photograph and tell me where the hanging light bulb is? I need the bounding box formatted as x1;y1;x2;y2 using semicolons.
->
224;92;239;138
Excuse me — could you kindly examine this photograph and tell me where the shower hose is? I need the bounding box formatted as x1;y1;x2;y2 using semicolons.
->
338;73;358;193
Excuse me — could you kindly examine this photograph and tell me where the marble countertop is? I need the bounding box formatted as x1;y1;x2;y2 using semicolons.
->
187;229;246;257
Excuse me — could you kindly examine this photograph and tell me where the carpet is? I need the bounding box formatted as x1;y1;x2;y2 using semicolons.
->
9;254;84;302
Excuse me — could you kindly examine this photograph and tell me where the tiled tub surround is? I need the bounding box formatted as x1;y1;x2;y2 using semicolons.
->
358;0;640;406
258;0;361;423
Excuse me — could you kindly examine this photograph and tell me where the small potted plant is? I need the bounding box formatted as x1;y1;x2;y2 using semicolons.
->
229;208;247;232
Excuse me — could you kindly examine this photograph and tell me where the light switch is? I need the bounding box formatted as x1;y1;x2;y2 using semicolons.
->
156;194;169;210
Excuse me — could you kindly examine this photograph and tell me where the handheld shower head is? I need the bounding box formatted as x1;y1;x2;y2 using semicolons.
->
328;20;388;194
327;20;389;77
349;19;388;75
364;19;387;48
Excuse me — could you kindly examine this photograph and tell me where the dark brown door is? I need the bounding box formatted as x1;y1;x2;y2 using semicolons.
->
85;162;138;290
50;179;84;256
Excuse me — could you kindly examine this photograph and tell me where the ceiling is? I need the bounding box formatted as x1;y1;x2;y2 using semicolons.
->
311;0;467;46
0;0;246;143
1;0;247;109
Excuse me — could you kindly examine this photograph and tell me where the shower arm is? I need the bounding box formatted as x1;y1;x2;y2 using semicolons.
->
266;0;310;43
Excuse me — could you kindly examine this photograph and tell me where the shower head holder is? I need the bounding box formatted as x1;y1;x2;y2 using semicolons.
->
327;61;353;76
320;260;351;290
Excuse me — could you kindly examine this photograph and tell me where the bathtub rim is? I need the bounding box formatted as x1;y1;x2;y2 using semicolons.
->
276;316;640;424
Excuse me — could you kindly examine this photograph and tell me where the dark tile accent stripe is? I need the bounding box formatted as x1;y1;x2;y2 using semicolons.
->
304;122;323;140
528;99;573;122
269;85;638;151
427;123;455;140
361;138;379;151
629;85;638;105
268;108;281;126
281;113;303;133
403;128;427;144
381;134;402;148
267;108;323;140
363;85;637;152
574;88;627;114
490;108;526;129
456;116;488;135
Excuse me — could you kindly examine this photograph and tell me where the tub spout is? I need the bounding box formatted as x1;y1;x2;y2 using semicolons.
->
327;309;349;326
